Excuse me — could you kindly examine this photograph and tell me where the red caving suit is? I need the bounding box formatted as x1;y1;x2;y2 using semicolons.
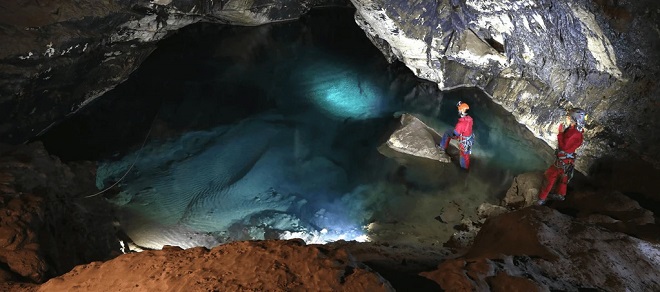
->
538;125;583;200
440;115;474;169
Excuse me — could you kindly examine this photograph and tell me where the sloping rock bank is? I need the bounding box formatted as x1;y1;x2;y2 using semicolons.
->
438;207;660;291
1;142;659;291
36;240;396;292
0;142;119;285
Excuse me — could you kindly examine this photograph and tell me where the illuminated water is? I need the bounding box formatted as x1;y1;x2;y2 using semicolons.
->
41;8;551;249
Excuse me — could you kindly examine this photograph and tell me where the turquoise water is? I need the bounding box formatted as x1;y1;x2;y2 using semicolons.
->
59;9;550;249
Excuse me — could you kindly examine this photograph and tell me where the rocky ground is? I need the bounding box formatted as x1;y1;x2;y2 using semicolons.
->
0;142;658;291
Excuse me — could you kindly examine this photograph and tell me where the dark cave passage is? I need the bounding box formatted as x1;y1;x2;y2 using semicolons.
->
39;8;551;249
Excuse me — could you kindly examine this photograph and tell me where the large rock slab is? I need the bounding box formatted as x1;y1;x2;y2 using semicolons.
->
378;113;451;163
502;171;544;208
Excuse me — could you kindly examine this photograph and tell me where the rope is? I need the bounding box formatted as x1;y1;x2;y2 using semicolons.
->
83;111;158;199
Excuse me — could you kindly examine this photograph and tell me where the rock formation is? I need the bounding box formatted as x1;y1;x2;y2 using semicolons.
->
0;0;348;144
351;0;660;174
1;143;658;291
36;240;396;292
377;113;451;163
422;207;660;291
1;1;660;291
1;0;658;175
0;142;119;285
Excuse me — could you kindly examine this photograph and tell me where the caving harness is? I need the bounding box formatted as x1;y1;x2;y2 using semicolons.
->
459;134;475;155
553;150;576;183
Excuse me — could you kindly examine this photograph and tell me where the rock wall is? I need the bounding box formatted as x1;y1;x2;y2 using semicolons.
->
350;0;660;173
0;0;349;144
1;0;658;174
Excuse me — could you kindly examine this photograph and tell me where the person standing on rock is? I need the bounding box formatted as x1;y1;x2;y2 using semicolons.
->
438;101;474;170
537;108;587;205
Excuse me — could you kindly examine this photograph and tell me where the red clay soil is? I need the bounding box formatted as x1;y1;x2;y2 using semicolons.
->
34;240;394;292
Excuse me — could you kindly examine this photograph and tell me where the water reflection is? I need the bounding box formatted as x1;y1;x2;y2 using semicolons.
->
56;8;550;249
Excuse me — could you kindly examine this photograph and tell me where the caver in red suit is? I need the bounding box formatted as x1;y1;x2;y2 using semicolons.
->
537;108;586;205
439;101;474;170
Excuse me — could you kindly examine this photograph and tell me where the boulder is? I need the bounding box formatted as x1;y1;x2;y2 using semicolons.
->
378;113;451;163
502;171;544;208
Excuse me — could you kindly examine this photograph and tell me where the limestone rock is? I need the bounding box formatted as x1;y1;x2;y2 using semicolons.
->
0;194;48;283
2;0;659;180
444;218;482;250
351;0;660;173
503;171;544;208
0;0;344;144
426;207;660;291
476;203;508;219
438;202;463;224
560;190;659;243
379;113;451;163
